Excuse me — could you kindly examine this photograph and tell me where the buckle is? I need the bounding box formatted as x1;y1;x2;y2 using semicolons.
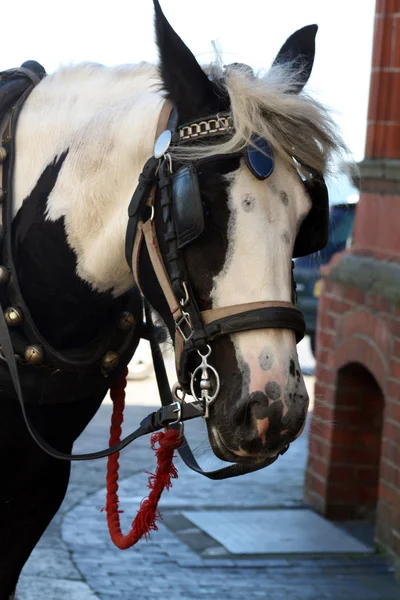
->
175;311;193;341
157;401;184;438
157;401;182;426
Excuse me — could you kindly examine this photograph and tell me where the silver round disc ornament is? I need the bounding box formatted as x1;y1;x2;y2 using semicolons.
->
154;130;172;159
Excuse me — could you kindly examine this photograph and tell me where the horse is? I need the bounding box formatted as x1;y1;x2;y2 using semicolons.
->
0;1;347;597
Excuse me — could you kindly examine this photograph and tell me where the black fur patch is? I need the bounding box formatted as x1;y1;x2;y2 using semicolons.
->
265;381;281;401
259;348;273;371
242;194;255;212
12;153;125;350
280;191;289;205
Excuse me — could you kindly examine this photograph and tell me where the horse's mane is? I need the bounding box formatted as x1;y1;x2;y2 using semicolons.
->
170;61;349;178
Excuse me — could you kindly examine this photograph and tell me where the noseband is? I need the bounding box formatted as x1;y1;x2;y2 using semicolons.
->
125;101;306;418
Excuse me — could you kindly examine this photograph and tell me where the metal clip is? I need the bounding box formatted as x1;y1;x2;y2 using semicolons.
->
175;311;193;341
190;345;220;418
179;281;190;307
164;152;173;174
172;382;186;402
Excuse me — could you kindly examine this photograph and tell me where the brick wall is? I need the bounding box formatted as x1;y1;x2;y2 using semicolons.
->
304;0;400;574
305;256;400;564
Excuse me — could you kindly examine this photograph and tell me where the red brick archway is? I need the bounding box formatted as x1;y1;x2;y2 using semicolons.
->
306;354;385;522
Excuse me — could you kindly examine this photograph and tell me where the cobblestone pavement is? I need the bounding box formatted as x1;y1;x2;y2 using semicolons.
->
16;363;400;599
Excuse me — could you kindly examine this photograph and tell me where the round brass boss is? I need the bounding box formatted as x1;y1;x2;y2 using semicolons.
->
102;351;120;371
24;345;44;365
5;307;23;326
119;311;135;331
0;146;7;164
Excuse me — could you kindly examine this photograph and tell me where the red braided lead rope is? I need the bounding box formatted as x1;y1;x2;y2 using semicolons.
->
105;368;182;549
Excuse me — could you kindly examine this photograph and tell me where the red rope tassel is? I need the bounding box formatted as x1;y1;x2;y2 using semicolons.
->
105;368;182;549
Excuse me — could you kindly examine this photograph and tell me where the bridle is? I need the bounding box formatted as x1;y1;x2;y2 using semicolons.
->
121;100;309;477
0;63;329;480
125;100;306;420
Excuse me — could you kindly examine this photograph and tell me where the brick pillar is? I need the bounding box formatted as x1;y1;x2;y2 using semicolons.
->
304;0;400;573
354;0;400;260
366;0;400;160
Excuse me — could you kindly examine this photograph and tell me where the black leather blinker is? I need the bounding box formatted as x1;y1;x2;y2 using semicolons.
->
172;165;204;249
293;174;329;258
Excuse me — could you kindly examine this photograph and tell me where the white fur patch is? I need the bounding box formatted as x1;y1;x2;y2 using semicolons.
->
212;158;310;306
14;63;163;296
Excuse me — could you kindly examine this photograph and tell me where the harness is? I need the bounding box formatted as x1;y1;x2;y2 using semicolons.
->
0;62;329;481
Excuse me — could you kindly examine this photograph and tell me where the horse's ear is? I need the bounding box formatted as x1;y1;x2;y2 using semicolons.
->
271;25;318;93
153;0;218;122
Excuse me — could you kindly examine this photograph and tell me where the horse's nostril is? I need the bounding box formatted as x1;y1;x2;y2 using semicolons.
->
233;391;285;441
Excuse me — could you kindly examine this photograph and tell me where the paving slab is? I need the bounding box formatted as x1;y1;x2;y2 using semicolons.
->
18;547;83;580
15;576;98;600
183;509;374;555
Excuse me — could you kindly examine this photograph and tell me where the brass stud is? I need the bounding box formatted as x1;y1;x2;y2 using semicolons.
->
119;311;135;331
24;345;44;365
0;146;7;164
0;266;9;284
4;307;22;326
102;351;120;372
0;188;4;203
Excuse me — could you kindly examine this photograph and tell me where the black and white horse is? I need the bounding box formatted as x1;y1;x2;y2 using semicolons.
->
0;1;346;597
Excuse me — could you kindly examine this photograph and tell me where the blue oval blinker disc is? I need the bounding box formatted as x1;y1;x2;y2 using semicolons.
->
245;137;275;180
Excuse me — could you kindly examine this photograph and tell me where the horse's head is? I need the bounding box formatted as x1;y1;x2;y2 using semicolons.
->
137;1;341;465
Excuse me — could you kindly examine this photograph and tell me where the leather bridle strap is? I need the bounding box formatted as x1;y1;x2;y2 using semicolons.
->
202;302;306;342
125;99;174;275
141;219;182;319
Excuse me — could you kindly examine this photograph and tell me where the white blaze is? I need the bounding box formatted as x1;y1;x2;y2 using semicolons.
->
211;158;311;395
